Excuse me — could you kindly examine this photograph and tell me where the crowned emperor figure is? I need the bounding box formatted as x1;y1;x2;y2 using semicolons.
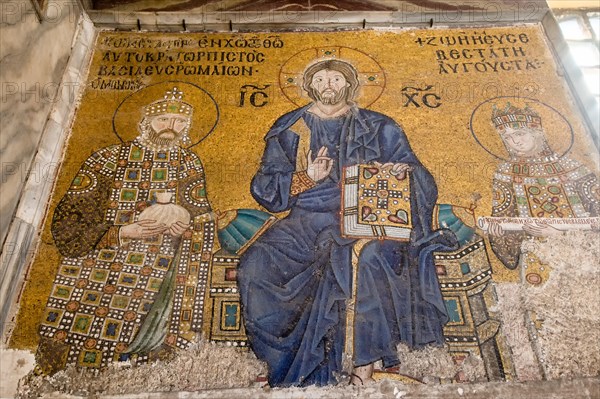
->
36;88;217;374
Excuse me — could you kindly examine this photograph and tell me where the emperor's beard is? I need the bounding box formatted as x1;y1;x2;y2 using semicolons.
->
314;86;349;105
148;128;181;147
139;124;186;150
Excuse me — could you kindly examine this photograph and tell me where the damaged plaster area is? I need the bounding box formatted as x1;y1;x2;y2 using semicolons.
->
496;231;600;381
16;341;488;397
16;342;265;398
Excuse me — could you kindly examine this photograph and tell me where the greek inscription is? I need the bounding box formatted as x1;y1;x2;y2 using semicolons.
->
401;85;441;108
239;84;271;107
415;32;530;47
94;36;285;89
419;31;542;75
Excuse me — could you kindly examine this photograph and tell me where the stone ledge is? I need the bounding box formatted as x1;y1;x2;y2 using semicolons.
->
37;377;599;399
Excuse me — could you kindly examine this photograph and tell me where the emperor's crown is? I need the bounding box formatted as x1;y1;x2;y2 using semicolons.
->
491;103;541;131
144;87;193;117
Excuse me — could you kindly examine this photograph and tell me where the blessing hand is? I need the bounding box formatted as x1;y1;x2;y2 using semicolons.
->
307;146;333;182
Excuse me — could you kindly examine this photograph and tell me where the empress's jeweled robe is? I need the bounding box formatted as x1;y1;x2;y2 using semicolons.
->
37;139;215;374
490;151;599;269
238;105;458;387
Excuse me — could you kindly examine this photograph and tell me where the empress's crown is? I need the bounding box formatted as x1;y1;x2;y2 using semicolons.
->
491;103;541;131
144;87;193;116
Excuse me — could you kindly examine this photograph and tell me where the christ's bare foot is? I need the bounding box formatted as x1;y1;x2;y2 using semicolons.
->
351;363;375;385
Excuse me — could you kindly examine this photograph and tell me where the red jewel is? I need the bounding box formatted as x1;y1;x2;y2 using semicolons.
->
84;338;97;349
54;331;67;341
95;307;108;317
76;279;88;288
103;285;116;294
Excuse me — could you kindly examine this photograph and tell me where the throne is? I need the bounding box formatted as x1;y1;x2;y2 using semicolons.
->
204;205;514;382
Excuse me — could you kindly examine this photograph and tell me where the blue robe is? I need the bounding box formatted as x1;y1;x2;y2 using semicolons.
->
238;105;458;387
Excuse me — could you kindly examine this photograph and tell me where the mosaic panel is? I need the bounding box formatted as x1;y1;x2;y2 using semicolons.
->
11;27;599;387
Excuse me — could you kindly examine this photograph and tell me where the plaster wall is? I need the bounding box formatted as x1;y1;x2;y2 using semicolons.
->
0;0;82;248
0;0;96;349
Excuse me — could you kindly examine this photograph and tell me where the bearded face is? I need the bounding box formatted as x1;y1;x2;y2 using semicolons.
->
309;69;351;106
314;85;349;105
141;113;191;149
146;127;179;148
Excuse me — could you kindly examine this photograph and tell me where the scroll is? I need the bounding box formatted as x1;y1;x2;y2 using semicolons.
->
478;216;600;232
341;164;412;241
